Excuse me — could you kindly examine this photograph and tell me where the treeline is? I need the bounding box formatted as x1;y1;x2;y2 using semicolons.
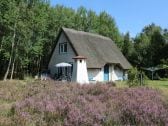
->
0;0;121;80
0;0;168;80
123;24;168;78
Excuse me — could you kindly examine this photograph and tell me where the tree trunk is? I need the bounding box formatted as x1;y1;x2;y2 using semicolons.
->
3;48;13;81
10;55;16;80
37;56;41;74
0;36;4;51
3;23;16;81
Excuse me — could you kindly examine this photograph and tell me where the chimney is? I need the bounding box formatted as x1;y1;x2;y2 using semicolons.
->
72;56;89;84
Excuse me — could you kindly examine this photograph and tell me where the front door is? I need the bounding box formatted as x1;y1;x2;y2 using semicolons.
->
104;64;109;81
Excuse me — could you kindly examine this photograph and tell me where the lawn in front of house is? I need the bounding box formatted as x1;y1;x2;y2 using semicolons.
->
147;80;168;97
116;80;168;97
147;80;168;89
116;80;168;89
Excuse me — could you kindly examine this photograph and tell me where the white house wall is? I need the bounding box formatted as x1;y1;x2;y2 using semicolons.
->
48;32;76;75
87;65;125;82
88;68;103;82
109;65;113;81
112;65;124;81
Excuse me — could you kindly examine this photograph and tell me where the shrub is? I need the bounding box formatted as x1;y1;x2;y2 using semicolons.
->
9;81;168;126
127;67;139;87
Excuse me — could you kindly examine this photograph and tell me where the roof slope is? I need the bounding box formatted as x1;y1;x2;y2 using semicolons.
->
62;27;131;69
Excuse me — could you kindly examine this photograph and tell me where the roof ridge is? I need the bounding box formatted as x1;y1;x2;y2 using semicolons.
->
62;27;111;41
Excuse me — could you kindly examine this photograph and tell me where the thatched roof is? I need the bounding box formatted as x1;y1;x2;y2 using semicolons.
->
56;27;131;69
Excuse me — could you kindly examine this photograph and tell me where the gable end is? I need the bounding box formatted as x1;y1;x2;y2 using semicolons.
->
48;28;78;67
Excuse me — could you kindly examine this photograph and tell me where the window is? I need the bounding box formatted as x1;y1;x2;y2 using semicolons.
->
59;43;67;53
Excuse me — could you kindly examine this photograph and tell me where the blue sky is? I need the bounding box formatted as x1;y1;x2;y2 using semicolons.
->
50;0;168;37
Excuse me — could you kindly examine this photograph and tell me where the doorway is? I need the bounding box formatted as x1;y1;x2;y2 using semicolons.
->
104;64;109;81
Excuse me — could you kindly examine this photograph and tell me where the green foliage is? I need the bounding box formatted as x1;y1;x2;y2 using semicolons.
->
98;11;122;45
127;67;148;87
0;0;122;79
131;23;168;78
122;32;134;60
0;1;168;79
133;24;167;68
127;67;139;87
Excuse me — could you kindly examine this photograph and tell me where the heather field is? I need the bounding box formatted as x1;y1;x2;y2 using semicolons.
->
0;80;168;126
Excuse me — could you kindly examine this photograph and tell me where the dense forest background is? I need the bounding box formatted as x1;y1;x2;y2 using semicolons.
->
0;0;168;80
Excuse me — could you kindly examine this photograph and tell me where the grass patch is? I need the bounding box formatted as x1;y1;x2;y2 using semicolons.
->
116;80;168;89
147;80;168;99
116;80;168;100
147;80;168;88
115;81;128;88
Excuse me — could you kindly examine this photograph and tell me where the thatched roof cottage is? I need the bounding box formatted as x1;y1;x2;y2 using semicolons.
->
48;28;131;83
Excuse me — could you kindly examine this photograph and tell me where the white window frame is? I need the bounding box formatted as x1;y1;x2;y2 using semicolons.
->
59;42;67;54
